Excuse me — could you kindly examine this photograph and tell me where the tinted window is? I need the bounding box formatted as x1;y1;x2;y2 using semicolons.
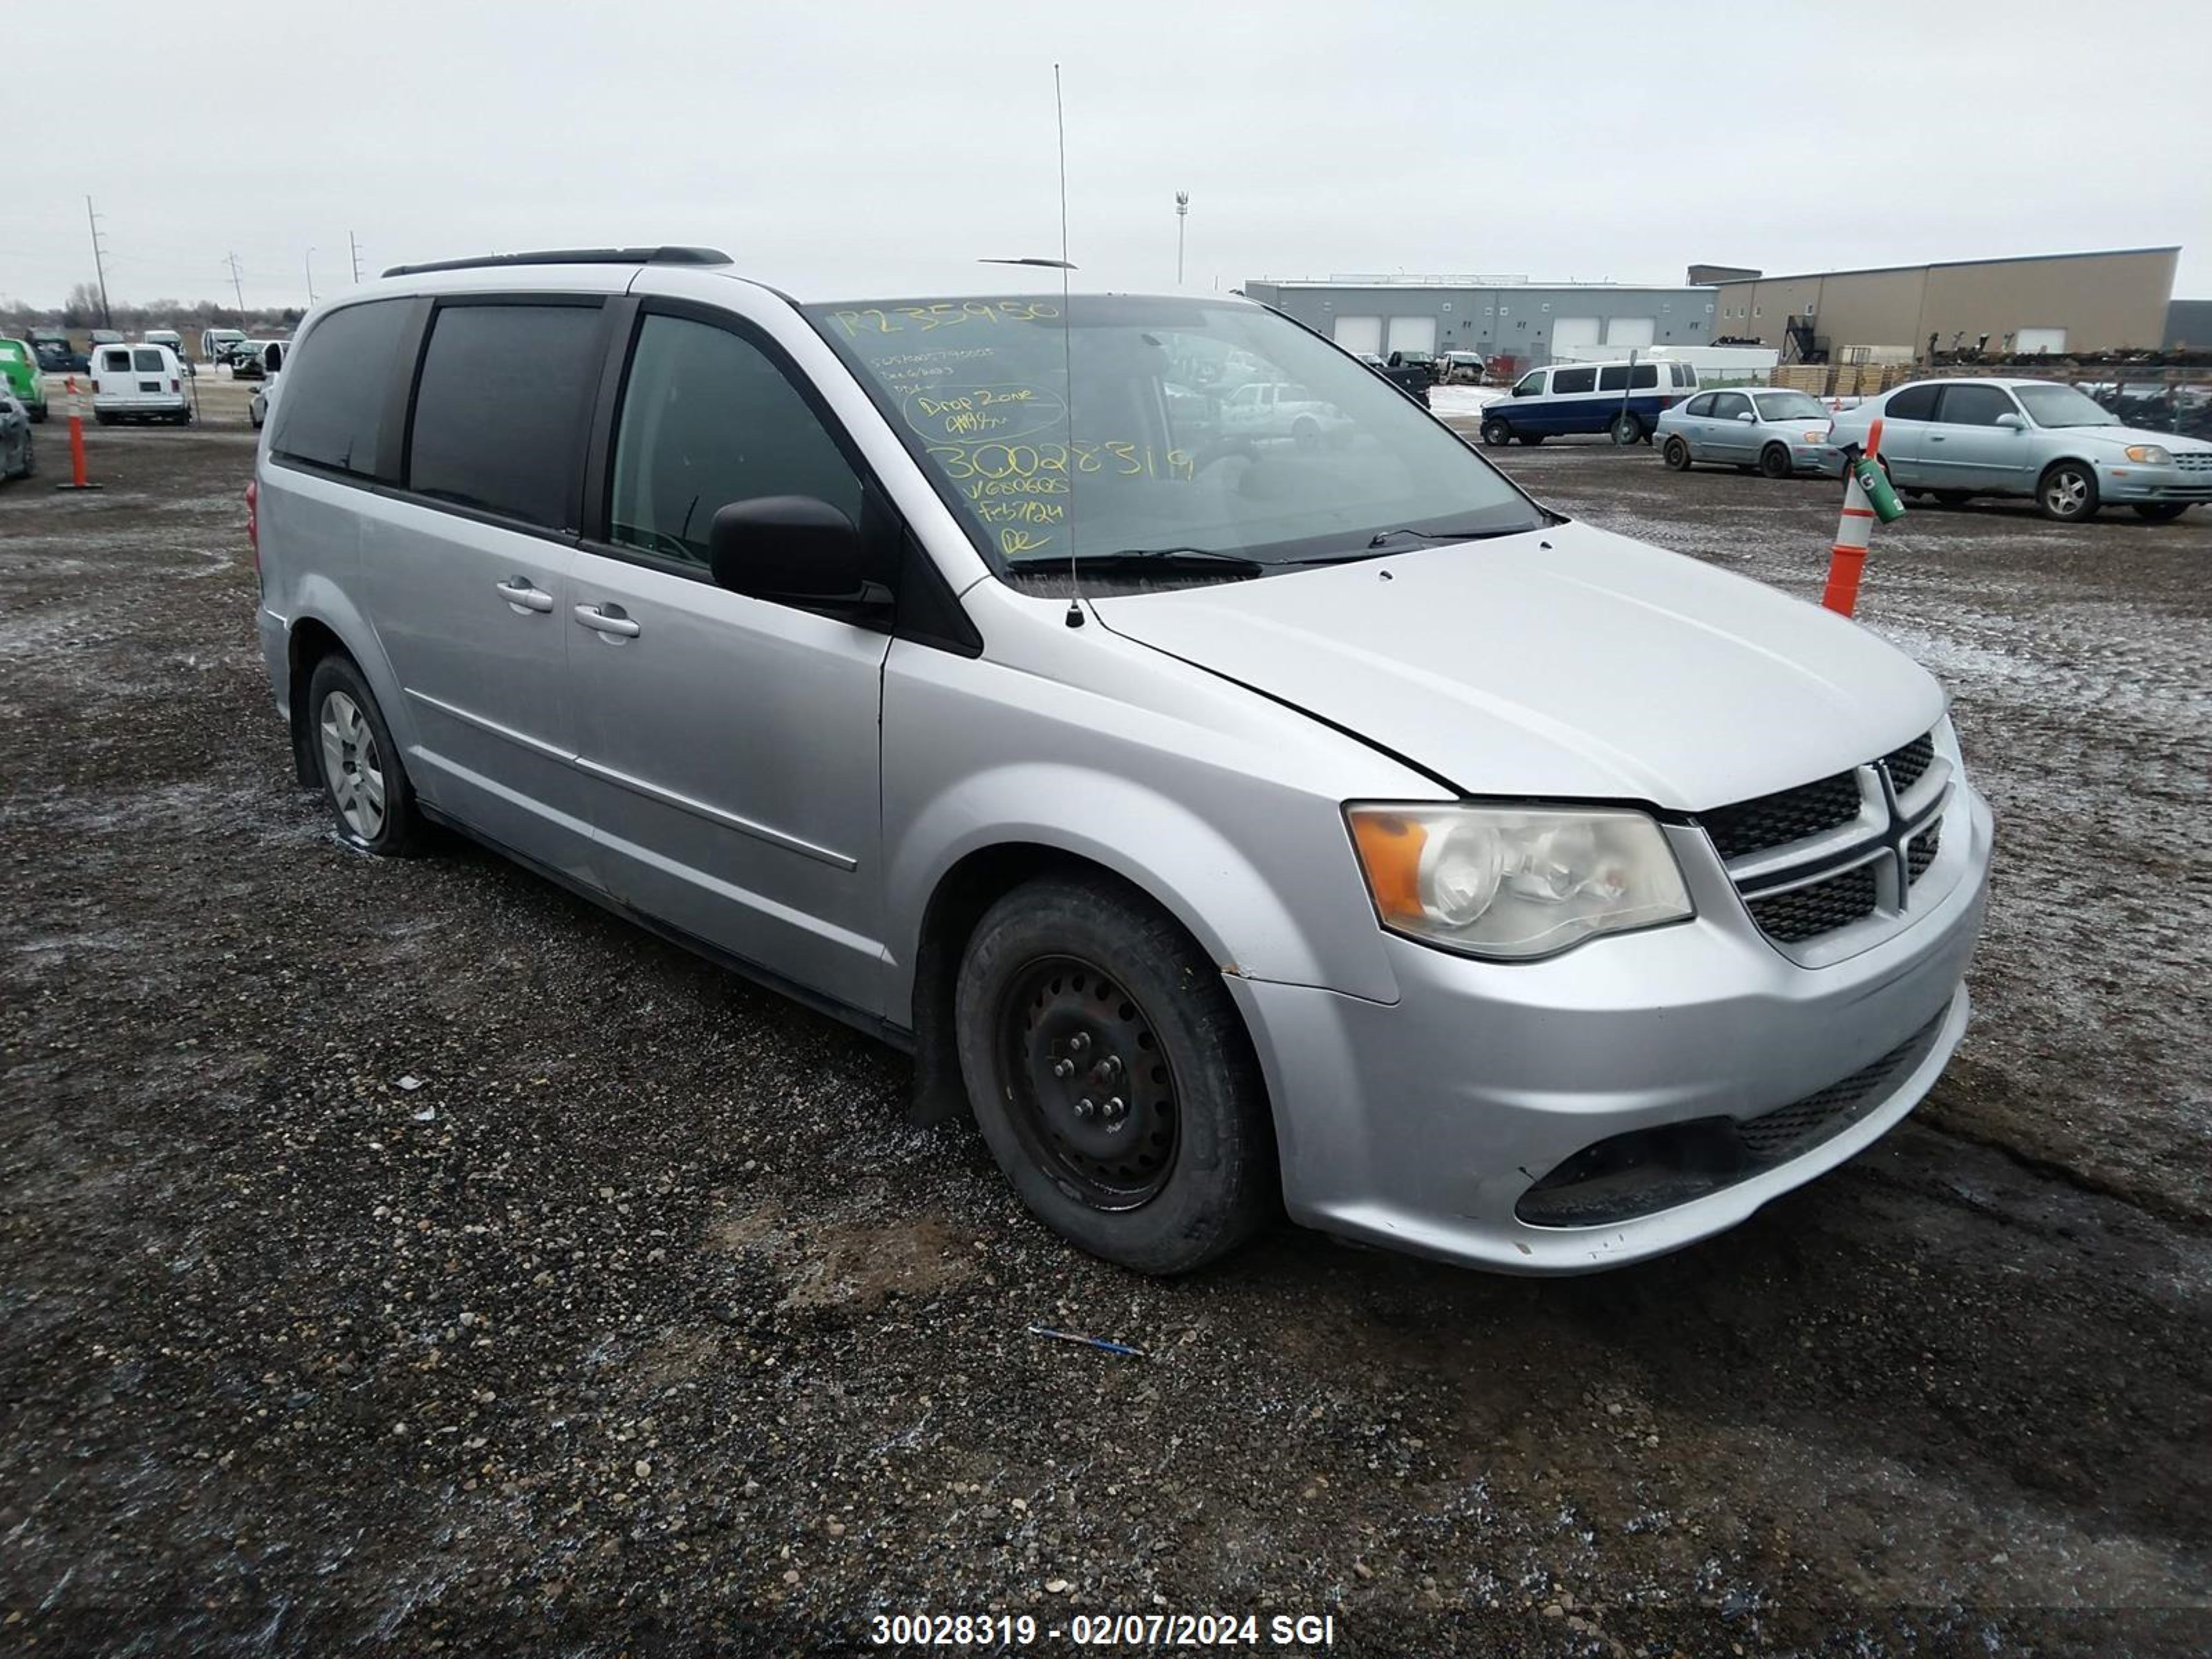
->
271;299;411;477
1934;384;2016;427
1513;371;1546;396
1671;363;1697;388
1885;384;1939;422
1597;366;1627;391
1553;367;1597;394
1685;393;1715;416
1631;364;1658;388
407;302;602;528
132;348;164;372
608;313;864;567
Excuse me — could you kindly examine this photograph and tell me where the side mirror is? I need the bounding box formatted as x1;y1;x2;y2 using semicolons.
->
1735;411;1756;423
1994;411;2026;431
707;496;891;619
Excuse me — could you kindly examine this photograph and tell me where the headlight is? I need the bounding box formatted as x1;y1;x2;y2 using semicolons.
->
1347;803;1694;960
2124;444;2172;465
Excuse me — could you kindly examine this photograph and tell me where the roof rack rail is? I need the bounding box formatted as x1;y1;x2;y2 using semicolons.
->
379;246;732;279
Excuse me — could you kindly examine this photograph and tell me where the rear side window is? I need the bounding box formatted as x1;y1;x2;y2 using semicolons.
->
608;312;865;567
271;299;411;477
1885;384;1939;422
1597;365;1657;391
132;348;164;373
1553;367;1597;394
406;302;603;529
1933;384;2016;426
1685;393;1715;416
1671;363;1698;388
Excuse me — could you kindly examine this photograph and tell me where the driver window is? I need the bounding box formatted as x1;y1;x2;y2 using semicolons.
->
1712;392;1752;419
1513;371;1545;397
609;313;865;568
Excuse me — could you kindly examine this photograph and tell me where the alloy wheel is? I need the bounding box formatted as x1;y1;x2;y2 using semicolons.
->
319;691;388;841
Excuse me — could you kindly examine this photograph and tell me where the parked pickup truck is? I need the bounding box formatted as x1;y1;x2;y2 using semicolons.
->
1355;353;1434;407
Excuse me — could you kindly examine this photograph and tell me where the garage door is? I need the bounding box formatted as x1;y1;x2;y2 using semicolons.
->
2016;327;2067;355
1605;316;1657;349
1385;316;1438;357
1332;315;1383;356
1553;317;1601;351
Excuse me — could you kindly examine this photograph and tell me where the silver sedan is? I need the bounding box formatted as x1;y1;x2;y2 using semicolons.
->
1659;387;1847;478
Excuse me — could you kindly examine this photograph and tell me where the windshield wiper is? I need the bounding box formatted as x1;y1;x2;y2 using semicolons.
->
1038;547;1268;577
1362;524;1527;548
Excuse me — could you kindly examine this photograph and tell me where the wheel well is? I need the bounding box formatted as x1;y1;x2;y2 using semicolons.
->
285;617;348;785
1761;440;1789;462
904;844;1259;1132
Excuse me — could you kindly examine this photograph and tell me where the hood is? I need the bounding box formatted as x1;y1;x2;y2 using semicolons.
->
2069;424;2212;453
1090;521;1945;812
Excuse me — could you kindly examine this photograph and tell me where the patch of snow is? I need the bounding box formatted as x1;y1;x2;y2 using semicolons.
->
1427;386;1503;418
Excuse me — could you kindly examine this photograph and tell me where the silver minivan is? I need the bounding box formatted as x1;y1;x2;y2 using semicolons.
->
253;247;1992;1276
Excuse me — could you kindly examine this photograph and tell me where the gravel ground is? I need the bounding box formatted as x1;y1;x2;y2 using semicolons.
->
2;402;2208;1657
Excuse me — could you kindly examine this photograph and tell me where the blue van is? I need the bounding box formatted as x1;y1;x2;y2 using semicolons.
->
1479;359;1698;447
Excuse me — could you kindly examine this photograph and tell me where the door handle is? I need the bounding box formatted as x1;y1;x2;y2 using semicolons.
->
494;577;554;613
573;603;641;639
1929;434;1947;442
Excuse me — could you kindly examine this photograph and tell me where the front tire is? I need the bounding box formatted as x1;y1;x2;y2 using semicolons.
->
1662;435;1691;471
1480;415;1512;447
1759;442;1792;479
2038;460;2100;522
2132;503;2190;523
953;874;1276;1275
308;655;425;855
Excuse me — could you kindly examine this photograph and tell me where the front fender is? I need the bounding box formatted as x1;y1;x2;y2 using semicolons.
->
885;761;1349;1005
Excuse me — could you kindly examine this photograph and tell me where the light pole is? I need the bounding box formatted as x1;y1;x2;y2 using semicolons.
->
1175;191;1190;286
305;247;317;306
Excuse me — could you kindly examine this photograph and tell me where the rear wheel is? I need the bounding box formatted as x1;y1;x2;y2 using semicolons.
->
954;874;1276;1275
1662;435;1691;471
2038;460;2100;523
19;435;35;479
2132;503;2190;523
1480;415;1512;447
308;655;425;855
1516;433;1545;447
28;405;46;424
1759;442;1792;479
1610;412;1643;445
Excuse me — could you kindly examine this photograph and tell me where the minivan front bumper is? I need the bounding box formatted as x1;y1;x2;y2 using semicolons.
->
1228;784;1991;1273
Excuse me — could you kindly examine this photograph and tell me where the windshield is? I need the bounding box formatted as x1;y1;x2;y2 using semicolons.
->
2014;383;2119;429
1752;391;1828;422
805;294;1544;583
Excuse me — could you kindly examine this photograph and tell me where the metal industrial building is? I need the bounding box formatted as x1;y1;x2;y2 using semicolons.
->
1237;275;1716;371
1698;247;2180;359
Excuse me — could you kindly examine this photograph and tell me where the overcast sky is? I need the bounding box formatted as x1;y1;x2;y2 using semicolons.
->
17;0;2210;312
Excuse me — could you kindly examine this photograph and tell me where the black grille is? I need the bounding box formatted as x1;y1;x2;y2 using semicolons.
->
1746;862;1880;941
1701;771;1861;861
1516;1008;1951;1227
1907;821;1941;884
1884;733;1936;793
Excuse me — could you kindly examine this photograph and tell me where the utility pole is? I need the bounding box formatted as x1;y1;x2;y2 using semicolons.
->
305;247;317;306
84;195;113;328
225;253;246;315
348;230;362;285
1175;191;1190;287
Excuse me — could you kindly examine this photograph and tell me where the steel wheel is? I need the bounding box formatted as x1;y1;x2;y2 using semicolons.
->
996;954;1180;1211
319;690;388;841
1662;436;1691;470
1760;443;1792;479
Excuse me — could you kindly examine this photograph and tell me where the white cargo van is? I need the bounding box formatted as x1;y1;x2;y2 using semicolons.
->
91;344;191;424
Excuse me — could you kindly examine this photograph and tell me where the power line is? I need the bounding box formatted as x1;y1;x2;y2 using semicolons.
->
225;253;246;312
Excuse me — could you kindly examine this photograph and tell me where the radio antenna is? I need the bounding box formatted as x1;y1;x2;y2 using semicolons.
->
981;66;1082;626
1052;65;1082;628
